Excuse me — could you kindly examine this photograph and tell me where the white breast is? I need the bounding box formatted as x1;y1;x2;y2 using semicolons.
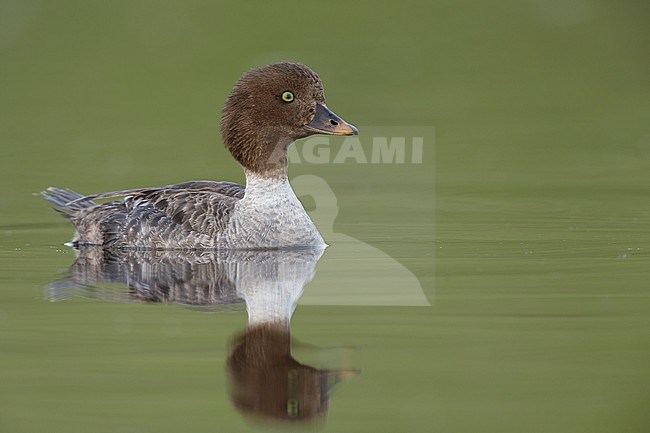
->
220;173;325;249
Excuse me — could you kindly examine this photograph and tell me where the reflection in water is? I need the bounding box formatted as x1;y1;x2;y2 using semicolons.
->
50;248;242;308
49;246;358;427
228;323;356;424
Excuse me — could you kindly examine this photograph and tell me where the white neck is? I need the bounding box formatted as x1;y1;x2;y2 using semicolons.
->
242;170;304;208
244;170;290;194
223;170;325;248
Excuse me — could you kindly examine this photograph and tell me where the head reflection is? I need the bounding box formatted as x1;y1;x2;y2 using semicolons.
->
50;246;358;427
227;323;356;424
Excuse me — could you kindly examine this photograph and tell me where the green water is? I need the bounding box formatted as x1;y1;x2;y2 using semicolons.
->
1;1;649;432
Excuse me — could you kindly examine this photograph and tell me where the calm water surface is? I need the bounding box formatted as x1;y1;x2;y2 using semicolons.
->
1;1;649;432
1;164;648;432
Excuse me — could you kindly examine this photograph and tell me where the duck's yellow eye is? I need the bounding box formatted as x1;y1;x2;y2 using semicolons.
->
281;91;294;103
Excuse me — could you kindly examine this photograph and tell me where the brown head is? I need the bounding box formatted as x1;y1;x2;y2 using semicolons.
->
226;323;359;425
221;62;357;178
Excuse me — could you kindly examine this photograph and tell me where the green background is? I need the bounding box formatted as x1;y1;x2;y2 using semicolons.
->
1;1;649;432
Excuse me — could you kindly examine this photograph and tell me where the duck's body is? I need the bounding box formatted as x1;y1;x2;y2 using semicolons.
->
41;63;356;250
44;174;322;249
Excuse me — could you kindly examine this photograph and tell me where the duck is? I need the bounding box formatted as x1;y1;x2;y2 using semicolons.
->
41;62;358;250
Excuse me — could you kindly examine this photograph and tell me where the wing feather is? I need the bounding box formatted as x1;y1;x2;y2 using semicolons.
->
67;181;245;248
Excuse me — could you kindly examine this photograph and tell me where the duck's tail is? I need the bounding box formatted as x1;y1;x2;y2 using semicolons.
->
39;187;97;219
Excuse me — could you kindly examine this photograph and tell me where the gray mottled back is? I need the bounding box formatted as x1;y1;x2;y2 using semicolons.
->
42;181;245;249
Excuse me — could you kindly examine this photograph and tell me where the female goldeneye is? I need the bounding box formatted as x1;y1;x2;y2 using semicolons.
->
41;62;357;249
